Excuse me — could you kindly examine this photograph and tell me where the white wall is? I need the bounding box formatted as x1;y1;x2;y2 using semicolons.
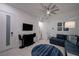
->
0;3;38;52
45;10;79;37
34;10;79;40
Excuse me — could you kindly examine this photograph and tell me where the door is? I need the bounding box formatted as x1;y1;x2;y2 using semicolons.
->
0;11;18;52
0;11;6;52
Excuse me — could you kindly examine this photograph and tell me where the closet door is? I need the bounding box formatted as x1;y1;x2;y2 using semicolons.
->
0;11;18;52
0;12;6;52
0;12;11;52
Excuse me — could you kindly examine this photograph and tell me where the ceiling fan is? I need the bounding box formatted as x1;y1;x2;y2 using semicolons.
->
40;3;59;16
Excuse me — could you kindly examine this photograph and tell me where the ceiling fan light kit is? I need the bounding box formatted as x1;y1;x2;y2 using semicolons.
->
47;10;50;15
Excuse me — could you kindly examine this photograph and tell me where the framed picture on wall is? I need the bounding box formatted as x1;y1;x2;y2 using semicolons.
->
57;22;62;31
63;22;69;31
57;22;62;26
57;26;62;31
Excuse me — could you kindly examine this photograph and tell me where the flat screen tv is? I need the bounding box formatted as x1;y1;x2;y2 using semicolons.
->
23;23;33;31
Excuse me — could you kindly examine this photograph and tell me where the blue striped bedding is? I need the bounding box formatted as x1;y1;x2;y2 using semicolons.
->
31;44;63;56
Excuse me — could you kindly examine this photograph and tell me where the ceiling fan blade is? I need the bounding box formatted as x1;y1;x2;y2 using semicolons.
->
50;4;56;10
40;9;46;12
53;8;59;11
50;8;59;14
40;9;47;15
51;11;56;14
52;12;56;14
48;3;53;9
40;3;48;10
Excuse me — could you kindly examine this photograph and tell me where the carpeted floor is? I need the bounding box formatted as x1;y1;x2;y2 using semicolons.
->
0;39;65;56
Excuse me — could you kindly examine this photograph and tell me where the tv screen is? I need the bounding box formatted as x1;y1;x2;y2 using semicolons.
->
23;23;33;31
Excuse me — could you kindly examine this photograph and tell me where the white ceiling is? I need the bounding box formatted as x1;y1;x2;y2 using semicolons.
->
7;3;79;18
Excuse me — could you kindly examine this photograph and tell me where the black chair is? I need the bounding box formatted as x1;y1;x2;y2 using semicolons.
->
18;34;22;40
65;36;79;56
18;34;25;49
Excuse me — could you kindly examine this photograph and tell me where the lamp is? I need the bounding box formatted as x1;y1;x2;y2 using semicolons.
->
65;21;75;28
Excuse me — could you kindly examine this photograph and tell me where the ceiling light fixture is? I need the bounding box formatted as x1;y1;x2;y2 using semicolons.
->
47;10;50;15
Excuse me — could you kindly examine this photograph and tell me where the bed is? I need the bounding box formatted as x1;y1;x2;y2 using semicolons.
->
31;44;63;56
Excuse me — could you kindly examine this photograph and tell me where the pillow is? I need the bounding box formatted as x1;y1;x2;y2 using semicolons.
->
67;35;77;45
